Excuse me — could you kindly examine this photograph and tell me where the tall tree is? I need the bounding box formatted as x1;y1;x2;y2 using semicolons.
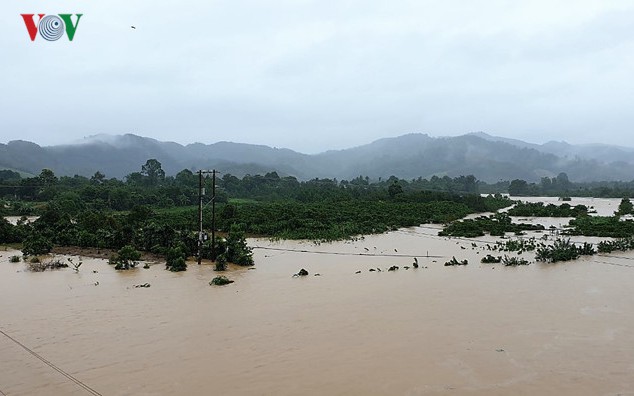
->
141;159;165;185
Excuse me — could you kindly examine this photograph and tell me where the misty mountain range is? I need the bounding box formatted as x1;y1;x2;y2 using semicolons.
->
1;132;633;183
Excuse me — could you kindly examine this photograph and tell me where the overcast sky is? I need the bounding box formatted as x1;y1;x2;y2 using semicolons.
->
2;0;633;153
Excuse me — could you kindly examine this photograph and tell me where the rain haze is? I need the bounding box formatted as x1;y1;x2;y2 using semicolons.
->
2;0;634;153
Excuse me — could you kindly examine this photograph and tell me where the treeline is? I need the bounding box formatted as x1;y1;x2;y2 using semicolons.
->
0;160;494;216
482;172;634;198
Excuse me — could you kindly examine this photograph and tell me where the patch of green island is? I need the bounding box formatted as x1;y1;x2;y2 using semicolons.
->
438;213;544;238
506;202;588;217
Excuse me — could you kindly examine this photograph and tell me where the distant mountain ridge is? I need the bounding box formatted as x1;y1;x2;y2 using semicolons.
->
1;132;634;183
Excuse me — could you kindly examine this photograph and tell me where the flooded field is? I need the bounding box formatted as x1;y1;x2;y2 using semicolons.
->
2;197;634;395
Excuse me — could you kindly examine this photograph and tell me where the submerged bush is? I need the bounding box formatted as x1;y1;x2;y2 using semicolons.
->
481;255;501;263
210;275;234;286
26;258;68;272
109;245;141;270
535;238;595;263
214;254;227;271
597;238;634;253
165;246;187;272
502;255;529;266
444;257;468;266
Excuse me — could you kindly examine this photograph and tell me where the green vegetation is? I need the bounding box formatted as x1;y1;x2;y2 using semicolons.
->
21;234;53;256
9;255;21;263
502;255;530;266
566;216;634;238
26;258;68;272
0;160;517;273
214;254;227;272
165;246;187;272
0;162;512;261
481;255;501;263
535;239;596;263
210;276;234;286
444;257;468;266
597;238;634;253
483;172;634;198
507;202;588;217
439;213;544;238
616;198;633;216
109;245;142;270
495;237;538;252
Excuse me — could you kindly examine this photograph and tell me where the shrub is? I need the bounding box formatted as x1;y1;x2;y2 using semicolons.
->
444;257;468;266
481;255;501;263
165;246;187;272
214;254;227;271
535;238;593;263
225;225;254;266
597;238;634;253
210;275;234;286
502;255;529;266
10;255;21;263
109;245;141;270
22;234;53;256
26;258;68;272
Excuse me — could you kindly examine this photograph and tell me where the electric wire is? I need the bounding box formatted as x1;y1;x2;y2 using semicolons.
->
252;246;444;258
0;329;103;396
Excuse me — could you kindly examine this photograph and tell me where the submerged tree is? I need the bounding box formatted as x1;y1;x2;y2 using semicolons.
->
110;245;142;270
165;246;187;272
616;198;633;216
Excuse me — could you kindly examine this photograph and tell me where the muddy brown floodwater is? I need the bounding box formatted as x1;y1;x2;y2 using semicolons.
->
1;198;634;395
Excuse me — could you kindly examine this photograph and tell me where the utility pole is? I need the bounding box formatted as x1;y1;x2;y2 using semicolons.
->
197;170;203;265
211;169;216;260
197;169;217;264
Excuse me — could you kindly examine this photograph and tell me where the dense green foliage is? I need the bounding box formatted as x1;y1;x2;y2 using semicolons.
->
535;239;596;263
109;245;142;270
210;276;234;286
597;238;634;253
21;234;53;256
214;254;227;272
495;237;538;252
0;161;516;269
165;246;187;272
507;202;588;217
616;198;634;216
439;213;544;238
566;217;634;238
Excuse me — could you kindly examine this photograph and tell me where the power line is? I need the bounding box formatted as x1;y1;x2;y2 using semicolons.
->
0;329;103;396
252;246;444;258
592;260;634;268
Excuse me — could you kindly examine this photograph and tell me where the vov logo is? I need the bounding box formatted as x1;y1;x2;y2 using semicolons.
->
21;14;83;42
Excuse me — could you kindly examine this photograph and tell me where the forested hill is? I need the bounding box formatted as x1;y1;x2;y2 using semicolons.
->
1;133;634;182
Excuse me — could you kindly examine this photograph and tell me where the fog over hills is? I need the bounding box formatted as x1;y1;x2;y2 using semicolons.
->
1;133;634;183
